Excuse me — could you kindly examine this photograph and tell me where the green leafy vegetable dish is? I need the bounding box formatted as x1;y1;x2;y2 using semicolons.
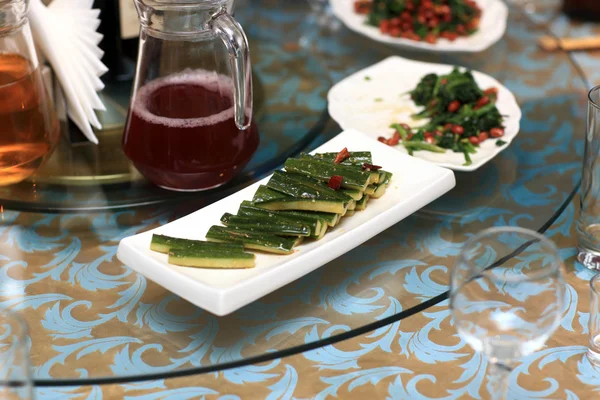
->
379;67;506;166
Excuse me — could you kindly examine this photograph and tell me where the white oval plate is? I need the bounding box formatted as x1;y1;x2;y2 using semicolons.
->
328;56;522;172
330;0;508;53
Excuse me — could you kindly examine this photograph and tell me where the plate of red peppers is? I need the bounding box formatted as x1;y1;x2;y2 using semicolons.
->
331;0;508;52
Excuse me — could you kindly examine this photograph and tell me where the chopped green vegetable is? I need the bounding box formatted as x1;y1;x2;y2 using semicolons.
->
408;73;438;106
403;141;446;153
389;123;410;140
385;67;505;165
496;139;507;146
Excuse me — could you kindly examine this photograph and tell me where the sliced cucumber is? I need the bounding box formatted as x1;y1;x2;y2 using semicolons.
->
340;188;364;200
364;186;375;196
253;185;347;214
267;171;352;204
221;213;311;237
371;171;393;199
169;248;255;269
299;154;380;184
355;195;370;211
345;210;355;217
150;234;245;254
312;223;328;240
242;200;340;228
277;209;339;227
310;151;372;165
273;171;354;202
372;184;388;199
206;226;298;255
237;202;323;238
284;158;371;191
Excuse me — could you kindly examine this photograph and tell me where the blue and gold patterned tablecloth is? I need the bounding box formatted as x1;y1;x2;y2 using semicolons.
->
29;201;598;399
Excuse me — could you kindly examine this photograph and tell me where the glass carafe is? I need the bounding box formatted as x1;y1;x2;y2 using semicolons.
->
123;0;258;192
0;0;59;186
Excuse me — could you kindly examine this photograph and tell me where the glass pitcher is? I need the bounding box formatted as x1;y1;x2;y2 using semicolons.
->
0;0;59;186
123;0;259;192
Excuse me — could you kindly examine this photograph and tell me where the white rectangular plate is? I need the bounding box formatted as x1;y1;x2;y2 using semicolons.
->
328;56;522;171
117;130;456;316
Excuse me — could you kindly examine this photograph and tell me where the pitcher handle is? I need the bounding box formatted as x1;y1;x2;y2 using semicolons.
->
208;8;252;130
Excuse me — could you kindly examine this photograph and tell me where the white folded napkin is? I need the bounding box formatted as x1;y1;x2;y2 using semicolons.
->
28;0;107;144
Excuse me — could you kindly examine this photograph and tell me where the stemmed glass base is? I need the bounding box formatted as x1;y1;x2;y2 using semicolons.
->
486;362;513;400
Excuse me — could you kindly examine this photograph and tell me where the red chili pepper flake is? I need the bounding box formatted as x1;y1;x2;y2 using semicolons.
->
334;147;351;164
362;163;382;171
490;127;504;138
451;125;465;135
484;87;499;96
386;131;401;146
377;136;387;143
447;100;461;113
328;175;343;190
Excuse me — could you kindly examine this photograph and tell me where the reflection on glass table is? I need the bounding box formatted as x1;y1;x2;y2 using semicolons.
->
588;274;600;367
0;311;33;400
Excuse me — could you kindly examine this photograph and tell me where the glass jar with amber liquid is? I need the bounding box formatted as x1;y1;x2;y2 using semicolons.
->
0;0;59;186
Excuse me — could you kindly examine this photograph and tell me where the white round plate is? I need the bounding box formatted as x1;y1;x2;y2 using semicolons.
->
327;56;522;172
330;0;508;53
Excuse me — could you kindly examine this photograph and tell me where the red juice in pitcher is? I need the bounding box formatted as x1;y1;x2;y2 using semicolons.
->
122;70;259;191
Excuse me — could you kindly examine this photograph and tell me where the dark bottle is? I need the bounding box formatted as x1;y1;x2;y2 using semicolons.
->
563;0;600;21
94;0;139;82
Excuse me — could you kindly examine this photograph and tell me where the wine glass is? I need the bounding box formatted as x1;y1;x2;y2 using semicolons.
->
450;227;566;400
0;310;32;400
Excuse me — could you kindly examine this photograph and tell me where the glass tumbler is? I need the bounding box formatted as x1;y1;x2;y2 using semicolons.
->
577;86;600;270
588;274;600;366
450;227;566;400
0;311;32;400
0;0;60;186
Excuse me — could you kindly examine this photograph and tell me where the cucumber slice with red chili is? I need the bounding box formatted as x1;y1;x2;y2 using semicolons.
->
252;185;348;214
284;158;372;191
308;151;373;165
267;171;354;204
298;154;380;184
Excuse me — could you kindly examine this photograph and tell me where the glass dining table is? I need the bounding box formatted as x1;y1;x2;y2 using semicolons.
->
2;0;599;397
